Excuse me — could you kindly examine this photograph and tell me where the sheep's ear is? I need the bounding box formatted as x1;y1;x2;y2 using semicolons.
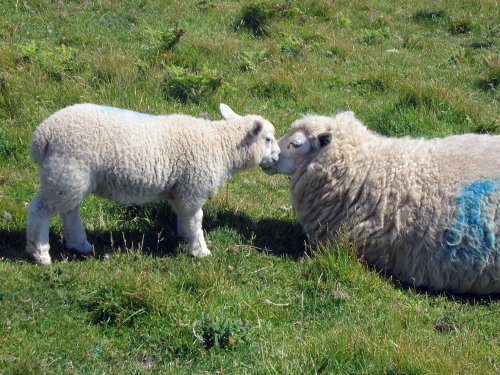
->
219;103;242;120
318;132;332;147
250;120;263;137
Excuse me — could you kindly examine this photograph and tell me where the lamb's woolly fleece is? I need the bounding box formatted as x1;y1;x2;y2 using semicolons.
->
276;112;500;295
27;103;279;265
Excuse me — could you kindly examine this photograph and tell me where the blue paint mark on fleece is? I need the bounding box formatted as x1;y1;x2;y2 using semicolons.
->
443;180;497;261
96;105;156;120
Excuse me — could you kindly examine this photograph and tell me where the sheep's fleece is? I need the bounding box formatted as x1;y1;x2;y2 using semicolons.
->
26;103;279;265
272;112;500;295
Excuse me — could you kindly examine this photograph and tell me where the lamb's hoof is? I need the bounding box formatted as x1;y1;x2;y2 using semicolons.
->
29;252;52;265
68;240;93;255
26;243;52;265
190;247;212;257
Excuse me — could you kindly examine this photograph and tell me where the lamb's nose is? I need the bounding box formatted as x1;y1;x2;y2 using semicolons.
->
272;154;279;162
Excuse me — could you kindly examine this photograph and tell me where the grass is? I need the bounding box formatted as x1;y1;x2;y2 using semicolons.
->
0;0;499;373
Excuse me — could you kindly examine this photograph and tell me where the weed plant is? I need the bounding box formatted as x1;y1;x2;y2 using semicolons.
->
163;65;222;102
234;0;275;36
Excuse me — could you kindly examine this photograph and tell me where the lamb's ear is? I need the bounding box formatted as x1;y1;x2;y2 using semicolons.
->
318;132;332;148
219;103;242;120
249;120;263;137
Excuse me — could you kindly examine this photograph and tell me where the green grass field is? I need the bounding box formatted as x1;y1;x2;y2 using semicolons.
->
1;0;499;373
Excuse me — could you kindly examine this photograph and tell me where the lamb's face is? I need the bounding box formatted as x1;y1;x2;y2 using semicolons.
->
219;103;280;174
254;121;280;174
272;116;334;176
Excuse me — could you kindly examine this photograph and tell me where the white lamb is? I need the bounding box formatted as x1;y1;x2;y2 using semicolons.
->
26;103;279;265
270;111;500;295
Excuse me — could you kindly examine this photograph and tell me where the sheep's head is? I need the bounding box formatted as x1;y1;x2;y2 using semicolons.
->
270;112;356;176
219;103;280;174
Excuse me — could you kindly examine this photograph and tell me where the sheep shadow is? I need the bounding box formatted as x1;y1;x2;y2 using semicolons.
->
2;209;497;304
369;265;500;303
0;203;307;263
203;209;308;258
0;227;101;263
0;228;30;262
390;277;500;304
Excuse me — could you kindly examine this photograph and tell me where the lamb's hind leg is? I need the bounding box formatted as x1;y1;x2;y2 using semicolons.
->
170;201;211;257
27;158;93;264
26;194;55;265
61;205;92;255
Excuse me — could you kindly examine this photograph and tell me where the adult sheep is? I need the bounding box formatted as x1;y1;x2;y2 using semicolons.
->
26;103;279;265
271;111;500;295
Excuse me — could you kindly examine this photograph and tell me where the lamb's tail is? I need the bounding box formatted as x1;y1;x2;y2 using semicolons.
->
29;123;51;165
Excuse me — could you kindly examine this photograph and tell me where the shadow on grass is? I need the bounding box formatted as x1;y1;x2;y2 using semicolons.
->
2;208;497;303
0;203;307;263
203;208;308;258
381;272;500;303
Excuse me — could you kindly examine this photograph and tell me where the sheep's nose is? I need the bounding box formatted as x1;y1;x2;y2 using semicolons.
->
272;154;279;162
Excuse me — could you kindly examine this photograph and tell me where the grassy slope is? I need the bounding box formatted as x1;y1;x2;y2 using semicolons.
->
0;0;499;373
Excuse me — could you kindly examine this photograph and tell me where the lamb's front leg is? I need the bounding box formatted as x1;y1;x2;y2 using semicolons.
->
172;202;211;257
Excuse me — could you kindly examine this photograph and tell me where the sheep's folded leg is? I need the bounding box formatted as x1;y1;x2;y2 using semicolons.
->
26;195;53;265
61;206;93;255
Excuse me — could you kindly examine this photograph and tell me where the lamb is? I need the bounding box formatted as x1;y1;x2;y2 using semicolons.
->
270;111;500;295
26;103;279;265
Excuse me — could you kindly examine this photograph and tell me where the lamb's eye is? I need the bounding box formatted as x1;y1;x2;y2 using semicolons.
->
265;137;272;143
290;141;301;148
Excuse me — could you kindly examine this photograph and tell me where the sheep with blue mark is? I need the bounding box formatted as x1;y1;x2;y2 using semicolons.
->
269;111;500;295
27;103;279;265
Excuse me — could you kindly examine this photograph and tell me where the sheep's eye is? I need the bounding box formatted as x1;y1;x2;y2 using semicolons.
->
265;137;272;143
290;141;301;148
